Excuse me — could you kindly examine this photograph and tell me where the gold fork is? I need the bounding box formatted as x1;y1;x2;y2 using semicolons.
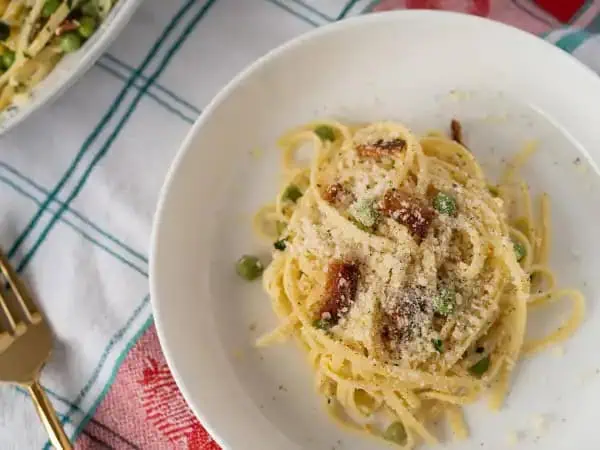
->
0;248;72;449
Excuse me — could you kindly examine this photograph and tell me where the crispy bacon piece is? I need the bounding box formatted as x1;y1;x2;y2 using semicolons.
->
56;20;79;36
380;189;436;240
323;183;343;203
380;286;433;351
318;260;360;324
450;119;464;146
357;138;406;159
322;183;355;207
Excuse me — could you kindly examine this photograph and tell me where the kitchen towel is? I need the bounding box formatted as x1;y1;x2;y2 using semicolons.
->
0;0;596;449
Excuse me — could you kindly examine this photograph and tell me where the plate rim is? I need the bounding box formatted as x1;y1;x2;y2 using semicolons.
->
149;10;600;449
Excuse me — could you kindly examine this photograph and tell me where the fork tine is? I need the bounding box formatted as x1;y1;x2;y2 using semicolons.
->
0;331;12;353
0;288;26;336
0;256;21;349
0;249;41;324
0;291;17;330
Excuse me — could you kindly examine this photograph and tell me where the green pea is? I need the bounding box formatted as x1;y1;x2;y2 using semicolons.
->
513;241;526;262
60;32;82;53
349;197;379;229
273;239;286;251
432;338;443;353
283;184;303;203
434;287;456;316
0;21;10;41
314;125;335;142
1;50;15;69
313;318;332;330
80;1;98;16
433;192;457;215
383;422;407;445
235;255;263;281
469;356;490;377
78;16;97;39
42;0;61;18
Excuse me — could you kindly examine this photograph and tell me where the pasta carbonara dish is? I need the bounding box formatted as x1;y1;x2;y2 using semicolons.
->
236;119;585;448
0;0;117;112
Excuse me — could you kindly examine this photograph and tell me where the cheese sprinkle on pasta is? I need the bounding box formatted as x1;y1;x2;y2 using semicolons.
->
252;119;585;449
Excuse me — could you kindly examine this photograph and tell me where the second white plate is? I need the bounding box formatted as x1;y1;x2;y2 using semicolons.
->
0;0;144;135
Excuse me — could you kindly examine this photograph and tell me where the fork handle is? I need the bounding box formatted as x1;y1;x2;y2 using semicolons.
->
27;381;73;450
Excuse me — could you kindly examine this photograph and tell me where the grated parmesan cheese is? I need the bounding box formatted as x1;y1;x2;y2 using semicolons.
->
283;121;519;370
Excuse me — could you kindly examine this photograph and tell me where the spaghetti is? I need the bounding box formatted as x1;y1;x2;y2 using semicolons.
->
252;120;585;448
0;0;117;112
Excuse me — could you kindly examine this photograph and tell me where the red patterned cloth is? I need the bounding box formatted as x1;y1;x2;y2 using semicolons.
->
374;0;597;33
77;326;220;449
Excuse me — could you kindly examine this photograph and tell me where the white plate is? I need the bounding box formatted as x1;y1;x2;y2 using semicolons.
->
0;0;144;135
150;11;600;450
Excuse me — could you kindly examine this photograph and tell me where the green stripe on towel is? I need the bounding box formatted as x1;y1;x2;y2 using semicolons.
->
555;30;590;53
